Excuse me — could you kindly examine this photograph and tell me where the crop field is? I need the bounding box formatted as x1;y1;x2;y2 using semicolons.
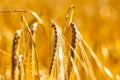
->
0;0;120;80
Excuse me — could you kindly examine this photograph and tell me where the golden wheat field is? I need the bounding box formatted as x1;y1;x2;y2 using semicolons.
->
0;0;120;80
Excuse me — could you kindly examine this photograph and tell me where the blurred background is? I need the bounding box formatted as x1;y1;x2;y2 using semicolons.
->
0;0;120;79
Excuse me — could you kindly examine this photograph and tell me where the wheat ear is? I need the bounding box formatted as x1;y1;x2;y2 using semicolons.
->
49;20;58;76
21;15;39;80
65;23;77;80
12;30;22;80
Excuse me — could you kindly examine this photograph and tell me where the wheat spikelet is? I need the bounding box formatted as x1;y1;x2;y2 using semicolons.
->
17;54;25;80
